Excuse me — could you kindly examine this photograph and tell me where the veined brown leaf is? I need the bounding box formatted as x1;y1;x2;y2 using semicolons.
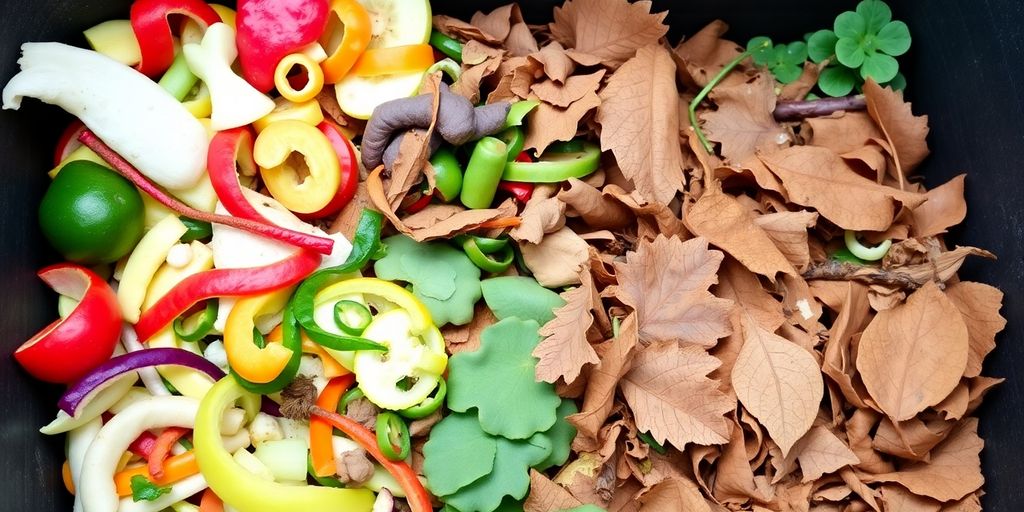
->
945;281;1006;378
786;426;860;483
535;271;600;384
568;313;638;441
639;478;712;512
863;79;930;182
524;92;601;155
701;73;791;163
752;211;819;272
911;174;967;238
524;470;583;512
549;0;668;67
857;281;969;421
732;313;823;456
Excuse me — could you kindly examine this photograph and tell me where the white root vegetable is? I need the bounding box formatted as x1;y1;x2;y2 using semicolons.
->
183;23;274;130
1;43;207;189
248;412;284;445
40;373;137;435
69;417;102;512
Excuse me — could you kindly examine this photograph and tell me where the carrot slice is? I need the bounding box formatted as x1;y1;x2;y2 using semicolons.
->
309;373;356;477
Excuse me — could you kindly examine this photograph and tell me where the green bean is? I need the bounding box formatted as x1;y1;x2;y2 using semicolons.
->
459;136;508;209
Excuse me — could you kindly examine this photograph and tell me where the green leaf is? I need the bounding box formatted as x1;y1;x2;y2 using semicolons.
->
129;475;171;502
448;318;561;439
747;36;774;66
480;276;565;325
856;0;893;34
834;11;867;39
835;37;867;68
443;434;552;512
782;41;809;66
876;20;912;56
774;63;805;84
860;52;899;82
374;235;482;326
883;72;907;91
533;398;579;471
444;497;526;512
818;66;859;97
808;30;839;63
423;412;499;497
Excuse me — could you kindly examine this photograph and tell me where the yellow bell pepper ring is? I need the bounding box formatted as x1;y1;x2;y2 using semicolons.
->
274;53;326;104
254;120;342;214
353;309;447;410
252;97;325;133
314;278;434;335
224;287;294;384
195;377;375;512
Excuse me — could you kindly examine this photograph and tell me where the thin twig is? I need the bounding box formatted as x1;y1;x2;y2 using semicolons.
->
688;42;768;154
773;95;867;121
801;260;924;290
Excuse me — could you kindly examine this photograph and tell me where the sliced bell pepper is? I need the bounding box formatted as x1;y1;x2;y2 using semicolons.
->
429;31;463;63
309;373;355;477
274;52;326;103
195;377;375;511
148;427;190;479
501;140;601;183
129;0;221;77
301;335;349;379
135;249;321;341
84;19;142;66
253;97;325;133
208;127;265;222
118;214;188;323
114;450;198;497
299;122;360;220
319;0;372;83
350;44;436;78
224;287;294;385
236;0;331;93
398;378;446;419
498;180;535;203
461;236;514;273
14;264;122;384
255;120;342;215
200;489;225;512
430;148;463;203
53;119;86;167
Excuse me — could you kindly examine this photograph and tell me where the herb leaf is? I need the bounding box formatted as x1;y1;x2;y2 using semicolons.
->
129;475;171;502
807;30;839;63
423;412;499;497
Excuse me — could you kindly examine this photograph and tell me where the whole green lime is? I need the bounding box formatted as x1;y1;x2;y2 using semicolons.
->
39;160;145;264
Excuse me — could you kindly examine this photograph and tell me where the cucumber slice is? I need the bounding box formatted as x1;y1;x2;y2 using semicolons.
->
358;0;432;48
334;71;426;120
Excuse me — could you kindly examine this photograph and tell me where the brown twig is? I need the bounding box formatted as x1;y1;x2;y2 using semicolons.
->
773;95;867;121
801;260;926;290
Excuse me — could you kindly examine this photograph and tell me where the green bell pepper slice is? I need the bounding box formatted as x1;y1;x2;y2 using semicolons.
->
429;31;464;63
501;141;601;183
430;148;464;203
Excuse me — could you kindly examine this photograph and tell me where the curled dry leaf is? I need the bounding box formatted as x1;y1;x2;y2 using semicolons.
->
912;174;968;238
673;20;743;87
524;470;583;512
713;257;786;332
945;281;1006;378
620;341;734;449
548;0;669;67
857;281;969;422
569;313;639;441
558;178;633;230
524;92;602;155
759;145;924;231
638;477;712;512
597;44;685;205
752;211;819;272
470;4;522;42
607;235;733;346
535;270;600;384
804;111;884;156
863;79;931;183
433;14;503;45
520;226;590;287
511;185;567;244
779;61;821;101
732;313;823;456
529;42;576;84
778;425;861;484
701;73;791;164
531;69;607;108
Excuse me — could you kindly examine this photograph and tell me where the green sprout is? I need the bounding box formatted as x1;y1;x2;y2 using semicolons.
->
747;36;808;84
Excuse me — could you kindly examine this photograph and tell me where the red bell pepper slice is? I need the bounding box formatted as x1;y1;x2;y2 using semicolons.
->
130;0;222;77
208;127;267;223
236;0;330;92
14;264;122;384
134;249;321;341
53;119;86;167
129;430;159;460
497;180;535;203
296;122;359;220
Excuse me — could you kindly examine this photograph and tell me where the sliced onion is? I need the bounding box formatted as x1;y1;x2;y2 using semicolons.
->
59;348;224;416
372;488;395;512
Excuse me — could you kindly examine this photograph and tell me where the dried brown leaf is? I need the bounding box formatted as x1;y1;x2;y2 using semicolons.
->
535;270;599;384
864;79;930;181
511;185;567;244
529;42;576;83
639;478;712;512
470;4;521;42
804;111;884;155
857;281;969;421
570;313;638;441
598;44;685;205
549;0;668;67
881;484;942;512
507;22;539;56
701;73;791;163
558;178;633;230
779;61;821;101
759;145;924;231
912;174;967;238
442;304;497;354
822;283;873;409
524;92;601;154
621;341;734;448
945;281;1006;378
685;187;797;279
786;426;861;483
753;211;819;272
608;236;733;346
531;70;606;108
520;226;590;287
525;470;584;512
873;416;952;460
603;185;688;240
732;313;823;456
432;15;503;45
673;20;743;87
714;257;786;332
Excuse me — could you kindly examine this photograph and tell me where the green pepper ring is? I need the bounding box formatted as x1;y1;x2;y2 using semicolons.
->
172;299;218;342
230;306;304;395
501;141;601;183
398;378;446;420
375;411;412;461
462;238;514;274
333;300;372;336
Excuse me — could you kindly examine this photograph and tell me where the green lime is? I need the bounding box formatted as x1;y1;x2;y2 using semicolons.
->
40;160;144;264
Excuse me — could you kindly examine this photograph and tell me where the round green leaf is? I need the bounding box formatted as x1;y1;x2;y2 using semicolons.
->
447;318;561;439
443;434;552;512
860;51;899;82
774;63;805;84
808;30;839;63
747;36;774;66
533;399;579;471
883;72;907;91
835;38;867;68
423;413;499;497
818;66;858;97
876;20;912;56
783;41;809;66
480;276;565;326
856;0;893;34
834;11;867;39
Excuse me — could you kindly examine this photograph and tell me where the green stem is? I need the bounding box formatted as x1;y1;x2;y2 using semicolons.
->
688;43;767;154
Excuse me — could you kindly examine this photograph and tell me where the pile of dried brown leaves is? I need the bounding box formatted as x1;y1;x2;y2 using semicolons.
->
349;1;1006;510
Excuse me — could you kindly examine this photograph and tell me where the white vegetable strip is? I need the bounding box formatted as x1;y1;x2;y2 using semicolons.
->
39;373;137;435
1;43;208;189
183;23;274;130
116;474;207;512
121;325;171;397
69;417;102;512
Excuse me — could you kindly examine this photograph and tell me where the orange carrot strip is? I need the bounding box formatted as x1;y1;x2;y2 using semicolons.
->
147;427;190;479
114;451;198;497
62;460;75;495
309;373;356;477
200;488;225;512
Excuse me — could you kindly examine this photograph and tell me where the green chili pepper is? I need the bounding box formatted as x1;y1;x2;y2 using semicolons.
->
291;210;387;352
460;137;508;209
504;100;540;129
430;148;464;203
429;31;463;63
636;431;668;455
231;306;304;395
339;387;365;414
495;126;525;161
172;299;217;342
831;247;866;265
548;139;585;153
502;141;600;183
844;230;892;261
158;52;200;102
333;300;372;336
398;378;446;420
376;412;412;461
427;58;462;83
179;217;213;242
462;237;514;273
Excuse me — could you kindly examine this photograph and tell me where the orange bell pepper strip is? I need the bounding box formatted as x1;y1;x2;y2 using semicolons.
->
200;489;225;512
319;0;372;83
309;373;355;477
114;451;198;497
350;44;436;78
62;460;75;495
224;287;295;384
147;427;190;479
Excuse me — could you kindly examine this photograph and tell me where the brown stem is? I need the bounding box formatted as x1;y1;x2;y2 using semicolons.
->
773;95;867;121
801;260;925;290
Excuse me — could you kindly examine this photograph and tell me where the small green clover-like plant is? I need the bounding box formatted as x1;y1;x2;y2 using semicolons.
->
747;36;808;84
373;235;482;326
447;318;561;439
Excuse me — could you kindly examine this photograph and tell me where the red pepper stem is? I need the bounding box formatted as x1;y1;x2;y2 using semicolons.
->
79;130;334;255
